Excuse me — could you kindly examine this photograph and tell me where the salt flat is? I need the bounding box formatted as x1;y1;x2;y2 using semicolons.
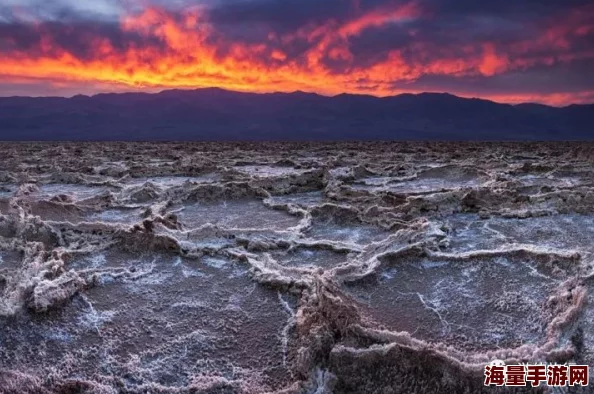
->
0;142;593;393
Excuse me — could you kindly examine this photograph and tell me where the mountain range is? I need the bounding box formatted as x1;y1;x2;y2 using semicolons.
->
0;88;592;140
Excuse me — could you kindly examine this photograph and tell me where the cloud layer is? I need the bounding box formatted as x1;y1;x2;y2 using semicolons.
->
0;0;593;105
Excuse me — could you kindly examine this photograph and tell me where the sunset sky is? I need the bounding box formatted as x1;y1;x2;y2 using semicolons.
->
0;0;593;106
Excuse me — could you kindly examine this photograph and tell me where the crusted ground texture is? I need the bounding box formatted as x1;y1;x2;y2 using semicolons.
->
0;142;593;394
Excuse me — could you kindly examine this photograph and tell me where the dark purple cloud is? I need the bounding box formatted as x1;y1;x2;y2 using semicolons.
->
0;0;592;105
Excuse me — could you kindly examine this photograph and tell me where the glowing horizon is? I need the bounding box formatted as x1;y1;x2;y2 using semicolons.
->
0;0;593;106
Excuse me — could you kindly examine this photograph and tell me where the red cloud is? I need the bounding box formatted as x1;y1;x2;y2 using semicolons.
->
0;2;592;105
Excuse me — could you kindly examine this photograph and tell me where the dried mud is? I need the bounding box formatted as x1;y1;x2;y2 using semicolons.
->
0;142;593;394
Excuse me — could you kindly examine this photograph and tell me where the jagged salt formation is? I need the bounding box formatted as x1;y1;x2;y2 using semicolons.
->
0;142;593;394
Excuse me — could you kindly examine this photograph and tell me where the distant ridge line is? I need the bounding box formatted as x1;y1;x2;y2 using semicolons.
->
0;88;592;141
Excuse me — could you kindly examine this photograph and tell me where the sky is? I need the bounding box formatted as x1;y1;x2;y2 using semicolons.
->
0;0;593;106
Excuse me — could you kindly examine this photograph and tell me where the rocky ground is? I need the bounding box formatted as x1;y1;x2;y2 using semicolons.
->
0;142;593;393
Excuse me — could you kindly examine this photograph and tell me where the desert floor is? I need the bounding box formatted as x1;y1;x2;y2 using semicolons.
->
0;142;593;393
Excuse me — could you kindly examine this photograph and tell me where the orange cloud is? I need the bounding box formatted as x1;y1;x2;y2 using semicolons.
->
478;44;509;77
0;2;592;105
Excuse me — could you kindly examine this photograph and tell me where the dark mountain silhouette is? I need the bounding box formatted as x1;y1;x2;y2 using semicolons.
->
0;88;592;140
